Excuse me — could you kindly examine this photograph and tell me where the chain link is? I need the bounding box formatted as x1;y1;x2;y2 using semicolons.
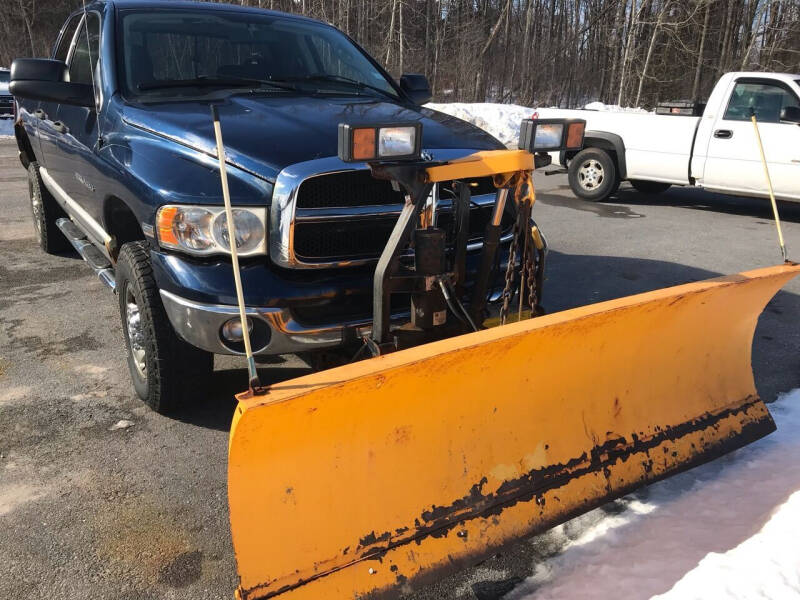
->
499;173;539;325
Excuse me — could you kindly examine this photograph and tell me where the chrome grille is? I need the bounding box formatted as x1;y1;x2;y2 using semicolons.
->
268;150;512;270
293;173;508;262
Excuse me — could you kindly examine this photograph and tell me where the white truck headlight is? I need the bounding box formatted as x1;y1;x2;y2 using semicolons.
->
156;205;267;256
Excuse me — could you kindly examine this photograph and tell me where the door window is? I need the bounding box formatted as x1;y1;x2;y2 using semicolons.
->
68;13;101;85
53;14;82;62
723;81;800;123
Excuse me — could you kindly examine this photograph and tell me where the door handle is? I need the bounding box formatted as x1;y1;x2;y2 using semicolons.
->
34;108;47;120
714;129;733;139
53;121;68;134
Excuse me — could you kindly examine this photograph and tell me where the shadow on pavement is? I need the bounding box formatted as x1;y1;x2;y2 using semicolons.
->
172;364;313;431
614;184;800;223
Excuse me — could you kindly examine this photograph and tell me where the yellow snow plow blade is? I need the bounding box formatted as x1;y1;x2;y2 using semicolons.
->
228;263;799;600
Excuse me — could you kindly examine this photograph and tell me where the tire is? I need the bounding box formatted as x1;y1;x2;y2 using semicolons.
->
630;180;671;194
568;148;620;202
28;162;70;253
116;241;213;414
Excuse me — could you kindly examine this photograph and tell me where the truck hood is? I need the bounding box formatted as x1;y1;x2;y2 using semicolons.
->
122;95;503;181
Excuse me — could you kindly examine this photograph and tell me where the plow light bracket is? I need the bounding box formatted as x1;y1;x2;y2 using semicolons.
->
518;118;586;153
338;122;423;163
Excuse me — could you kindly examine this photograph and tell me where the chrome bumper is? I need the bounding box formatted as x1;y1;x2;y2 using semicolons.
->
160;290;364;356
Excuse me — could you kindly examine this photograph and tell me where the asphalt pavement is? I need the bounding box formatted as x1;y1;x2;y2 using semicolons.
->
1;136;798;600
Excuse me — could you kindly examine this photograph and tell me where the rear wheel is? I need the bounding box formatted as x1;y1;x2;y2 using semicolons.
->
28;162;69;254
568;148;620;202
116;241;213;414
630;180;671;194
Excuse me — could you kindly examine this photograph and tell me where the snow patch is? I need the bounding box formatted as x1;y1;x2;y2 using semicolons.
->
510;389;800;600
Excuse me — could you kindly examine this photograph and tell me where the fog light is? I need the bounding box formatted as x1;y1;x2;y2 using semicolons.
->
221;317;253;342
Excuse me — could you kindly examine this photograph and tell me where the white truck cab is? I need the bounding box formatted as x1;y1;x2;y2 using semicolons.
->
540;72;800;202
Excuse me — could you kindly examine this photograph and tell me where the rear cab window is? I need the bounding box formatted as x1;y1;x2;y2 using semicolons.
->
723;80;800;123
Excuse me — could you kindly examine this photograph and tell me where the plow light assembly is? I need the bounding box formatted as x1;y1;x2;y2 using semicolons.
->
338;122;422;162
518;118;586;152
156;205;267;256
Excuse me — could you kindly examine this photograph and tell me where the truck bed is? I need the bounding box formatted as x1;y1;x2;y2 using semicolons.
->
537;108;700;185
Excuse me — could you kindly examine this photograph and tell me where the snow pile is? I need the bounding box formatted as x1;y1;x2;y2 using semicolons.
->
425;102;651;146
426;102;535;147
510;389;800;600
583;101;650;113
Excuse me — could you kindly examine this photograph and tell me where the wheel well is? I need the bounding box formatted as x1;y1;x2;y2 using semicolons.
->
15;123;35;169
104;197;145;251
580;135;627;180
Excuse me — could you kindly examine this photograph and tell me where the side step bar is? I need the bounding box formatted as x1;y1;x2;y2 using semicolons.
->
56;218;116;291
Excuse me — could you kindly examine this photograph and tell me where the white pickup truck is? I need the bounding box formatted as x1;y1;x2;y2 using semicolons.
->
539;72;800;202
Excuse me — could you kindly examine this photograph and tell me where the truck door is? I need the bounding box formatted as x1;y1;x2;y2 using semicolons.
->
52;12;105;228
702;78;800;202
35;13;82;171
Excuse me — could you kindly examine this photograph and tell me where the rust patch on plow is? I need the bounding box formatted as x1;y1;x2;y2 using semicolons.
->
353;395;772;559
240;396;773;600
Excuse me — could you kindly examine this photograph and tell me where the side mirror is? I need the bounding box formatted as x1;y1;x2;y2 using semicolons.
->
780;105;800;124
9;58;94;108
400;74;432;105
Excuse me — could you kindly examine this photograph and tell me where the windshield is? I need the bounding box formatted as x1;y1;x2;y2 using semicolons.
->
118;10;398;100
0;72;9;84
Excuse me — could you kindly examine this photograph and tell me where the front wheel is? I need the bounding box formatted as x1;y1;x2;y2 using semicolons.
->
116;241;213;414
567;148;620;202
630;180;671;194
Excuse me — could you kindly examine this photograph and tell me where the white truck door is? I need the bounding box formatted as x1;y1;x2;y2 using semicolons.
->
702;78;800;201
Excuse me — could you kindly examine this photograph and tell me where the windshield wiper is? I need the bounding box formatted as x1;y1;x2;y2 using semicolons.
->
138;76;297;92
274;74;397;100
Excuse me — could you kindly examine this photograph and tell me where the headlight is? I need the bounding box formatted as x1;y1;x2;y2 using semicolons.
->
338;122;422;162
379;126;417;157
156;205;267;256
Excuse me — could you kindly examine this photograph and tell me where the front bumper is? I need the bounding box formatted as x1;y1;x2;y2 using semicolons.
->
151;223;529;357
160;289;374;356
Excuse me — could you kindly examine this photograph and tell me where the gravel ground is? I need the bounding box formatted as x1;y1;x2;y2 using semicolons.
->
1;136;798;600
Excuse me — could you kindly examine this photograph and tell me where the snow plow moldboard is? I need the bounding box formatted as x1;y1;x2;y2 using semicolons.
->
228;262;800;600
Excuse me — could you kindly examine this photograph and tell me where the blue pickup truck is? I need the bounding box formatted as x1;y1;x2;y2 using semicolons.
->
10;0;517;413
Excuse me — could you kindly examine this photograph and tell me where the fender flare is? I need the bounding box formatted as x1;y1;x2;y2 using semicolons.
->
562;130;627;180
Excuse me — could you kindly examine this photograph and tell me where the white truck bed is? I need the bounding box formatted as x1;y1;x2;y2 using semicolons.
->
536;109;700;185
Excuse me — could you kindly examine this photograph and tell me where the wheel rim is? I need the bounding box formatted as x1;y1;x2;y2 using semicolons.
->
30;181;43;239
577;159;605;191
124;284;147;380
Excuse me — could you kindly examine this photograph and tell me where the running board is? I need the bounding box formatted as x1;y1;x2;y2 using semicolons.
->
56;218;116;291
